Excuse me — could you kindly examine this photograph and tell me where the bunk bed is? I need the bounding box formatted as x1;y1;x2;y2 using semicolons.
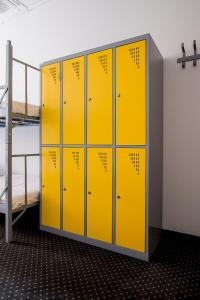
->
0;41;40;243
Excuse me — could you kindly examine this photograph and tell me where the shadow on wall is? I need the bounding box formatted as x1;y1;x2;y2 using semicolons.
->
163;55;200;236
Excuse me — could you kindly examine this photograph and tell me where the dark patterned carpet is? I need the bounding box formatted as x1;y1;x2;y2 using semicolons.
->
0;208;200;300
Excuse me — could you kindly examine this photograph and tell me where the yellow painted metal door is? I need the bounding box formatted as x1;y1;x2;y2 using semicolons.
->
116;148;146;252
63;57;84;144
116;40;146;145
87;49;112;145
42;147;60;229
42;63;60;145
87;148;112;243
63;148;84;235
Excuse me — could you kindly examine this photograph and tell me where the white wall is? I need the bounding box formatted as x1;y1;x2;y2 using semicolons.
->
0;0;200;236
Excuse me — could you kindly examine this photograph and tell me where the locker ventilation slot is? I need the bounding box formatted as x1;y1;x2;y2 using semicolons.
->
98;152;108;172
49;151;57;169
98;55;108;74
129;47;140;68
72;61;80;80
49;67;57;84
129;153;140;175
72;151;80;170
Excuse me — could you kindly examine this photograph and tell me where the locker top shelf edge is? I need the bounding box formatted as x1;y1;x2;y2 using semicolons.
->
41;33;161;67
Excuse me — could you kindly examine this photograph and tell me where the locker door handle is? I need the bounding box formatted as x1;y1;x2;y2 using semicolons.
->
117;93;121;98
42;185;45;188
88;191;92;195
64;101;67;104
63;188;67;192
117;195;121;199
42;104;45;107
88;97;92;102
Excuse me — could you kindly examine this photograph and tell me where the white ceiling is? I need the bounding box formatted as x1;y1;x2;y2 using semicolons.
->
0;0;50;23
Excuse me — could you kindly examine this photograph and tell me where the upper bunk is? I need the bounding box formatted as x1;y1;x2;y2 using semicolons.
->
0;41;40;127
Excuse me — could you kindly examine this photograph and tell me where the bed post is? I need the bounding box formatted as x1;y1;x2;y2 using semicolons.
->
5;40;13;243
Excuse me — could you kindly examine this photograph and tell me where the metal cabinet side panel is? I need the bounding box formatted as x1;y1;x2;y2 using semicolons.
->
148;36;163;258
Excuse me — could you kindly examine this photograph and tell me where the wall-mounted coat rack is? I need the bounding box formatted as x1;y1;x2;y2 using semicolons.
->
177;40;200;68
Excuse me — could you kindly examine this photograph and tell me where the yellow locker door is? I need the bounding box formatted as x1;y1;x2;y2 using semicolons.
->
116;148;146;252
87;49;112;145
63;57;84;144
42;63;60;145
42;147;60;229
63;148;84;235
87;148;112;243
116;40;146;145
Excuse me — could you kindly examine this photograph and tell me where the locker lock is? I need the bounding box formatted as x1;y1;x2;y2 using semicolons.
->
42;185;45;188
42;104;45;107
117;93;121;98
117;195;121;199
64;101;67;104
63;188;67;192
88;97;92;102
88;191;92;195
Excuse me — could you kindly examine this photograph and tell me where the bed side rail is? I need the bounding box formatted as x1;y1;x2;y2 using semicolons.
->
12;58;40;116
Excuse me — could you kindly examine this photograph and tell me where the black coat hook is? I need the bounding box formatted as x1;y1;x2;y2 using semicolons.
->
177;40;200;68
193;40;197;66
181;42;186;68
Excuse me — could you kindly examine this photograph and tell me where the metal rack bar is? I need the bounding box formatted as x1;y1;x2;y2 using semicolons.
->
25;65;28;115
13;58;40;71
5;40;13;243
12;209;27;226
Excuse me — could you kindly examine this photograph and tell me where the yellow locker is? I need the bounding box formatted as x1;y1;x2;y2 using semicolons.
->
87;148;112;243
42;147;60;229
116;40;146;145
87;49;112;145
63;148;84;235
63;57;84;144
42;63;60;145
116;148;146;252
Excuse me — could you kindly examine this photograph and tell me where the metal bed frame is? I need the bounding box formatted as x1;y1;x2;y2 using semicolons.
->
0;40;40;243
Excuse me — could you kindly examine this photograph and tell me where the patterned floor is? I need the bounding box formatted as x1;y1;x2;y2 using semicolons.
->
0;209;200;300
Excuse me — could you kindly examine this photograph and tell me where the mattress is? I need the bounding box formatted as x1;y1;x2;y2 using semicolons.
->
0;101;40;118
0;174;39;211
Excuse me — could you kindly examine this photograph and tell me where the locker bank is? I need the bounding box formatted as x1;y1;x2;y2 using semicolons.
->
41;34;163;261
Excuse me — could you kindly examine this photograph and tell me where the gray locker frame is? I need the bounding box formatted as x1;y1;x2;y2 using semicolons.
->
40;33;163;261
